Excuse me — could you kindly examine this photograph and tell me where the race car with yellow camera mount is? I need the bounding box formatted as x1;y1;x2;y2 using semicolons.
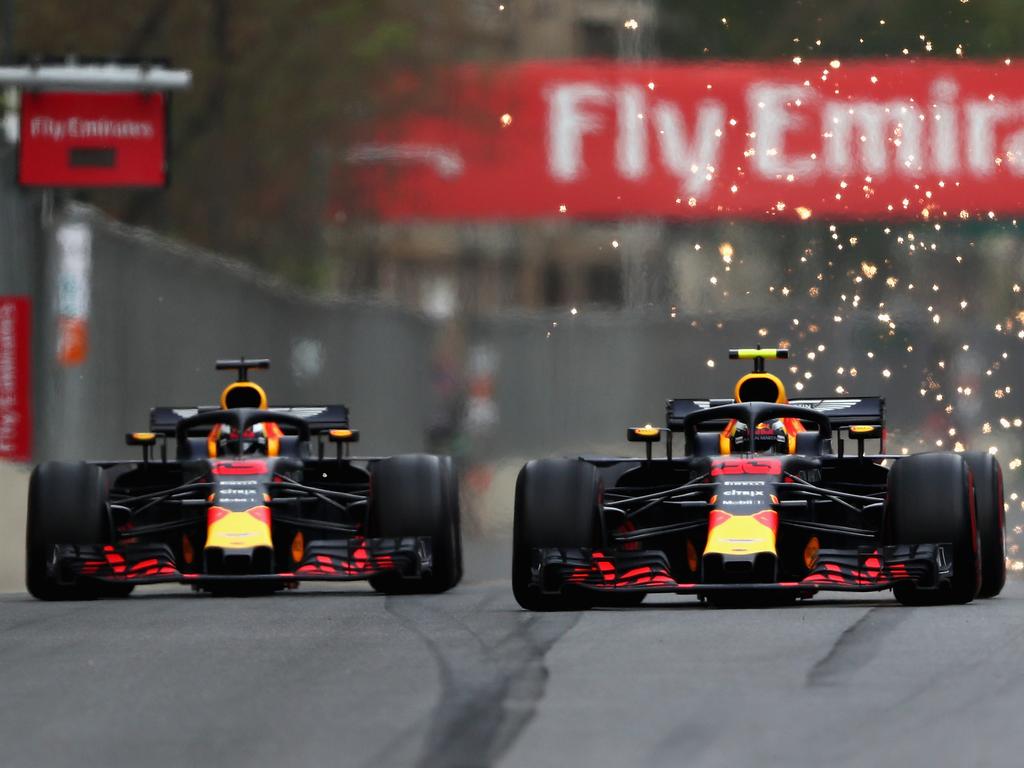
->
512;346;1005;610
26;358;463;599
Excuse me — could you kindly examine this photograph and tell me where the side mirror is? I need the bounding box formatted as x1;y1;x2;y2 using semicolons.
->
126;432;158;464
627;426;662;443
627;425;663;461
328;429;359;443
326;428;359;461
846;425;884;458
126;432;157;446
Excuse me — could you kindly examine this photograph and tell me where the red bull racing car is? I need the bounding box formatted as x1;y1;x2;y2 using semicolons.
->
26;358;462;599
513;347;1005;610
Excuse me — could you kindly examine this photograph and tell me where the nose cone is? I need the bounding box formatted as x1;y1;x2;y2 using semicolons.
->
704;509;779;582
205;505;273;550
705;509;778;556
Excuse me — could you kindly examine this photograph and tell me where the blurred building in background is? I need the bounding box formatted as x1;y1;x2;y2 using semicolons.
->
327;0;662;316
465;0;658;59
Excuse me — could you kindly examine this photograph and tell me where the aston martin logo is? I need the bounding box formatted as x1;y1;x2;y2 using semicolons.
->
269;407;327;418
790;399;862;412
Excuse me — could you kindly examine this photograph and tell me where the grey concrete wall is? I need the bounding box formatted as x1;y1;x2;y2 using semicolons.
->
34;205;439;462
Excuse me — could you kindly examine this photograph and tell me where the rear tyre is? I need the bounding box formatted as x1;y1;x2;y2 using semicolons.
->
887;453;979;606
964;452;1006;599
512;458;601;611
368;454;461;594
26;461;119;600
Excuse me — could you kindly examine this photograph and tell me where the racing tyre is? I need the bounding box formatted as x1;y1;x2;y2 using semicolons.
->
887;453;980;606
964;452;1006;598
512;458;601;611
26;461;129;600
369;454;461;594
92;581;136;598
441;456;465;586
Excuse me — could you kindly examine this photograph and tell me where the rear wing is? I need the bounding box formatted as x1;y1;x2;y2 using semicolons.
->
150;405;350;435
666;396;885;431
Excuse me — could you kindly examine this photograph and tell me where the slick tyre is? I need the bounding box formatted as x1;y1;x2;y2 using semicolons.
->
887;452;980;606
26;461;129;600
964;452;1006;598
441;456;465;586
369;454;461;594
512;458;601;611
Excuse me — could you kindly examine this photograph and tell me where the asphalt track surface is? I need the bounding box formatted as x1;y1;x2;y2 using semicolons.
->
2;536;1023;768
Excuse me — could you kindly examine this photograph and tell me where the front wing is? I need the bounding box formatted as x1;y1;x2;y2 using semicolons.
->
52;537;433;586
531;544;952;595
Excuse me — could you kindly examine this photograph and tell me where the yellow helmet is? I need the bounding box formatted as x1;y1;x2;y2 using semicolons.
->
734;372;788;404
219;381;268;410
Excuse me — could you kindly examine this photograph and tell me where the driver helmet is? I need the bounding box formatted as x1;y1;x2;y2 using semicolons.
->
208;381;274;457
728;418;793;454
220;381;268;410
213;422;269;456
726;371;800;453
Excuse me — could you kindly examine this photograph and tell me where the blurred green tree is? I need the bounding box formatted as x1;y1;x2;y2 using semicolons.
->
655;0;1024;59
16;0;465;286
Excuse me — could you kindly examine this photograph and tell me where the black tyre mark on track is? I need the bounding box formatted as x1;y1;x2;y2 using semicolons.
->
807;606;908;687
384;591;579;768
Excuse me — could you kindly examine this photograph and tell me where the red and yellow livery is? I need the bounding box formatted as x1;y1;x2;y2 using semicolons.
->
25;358;463;599
513;347;1006;609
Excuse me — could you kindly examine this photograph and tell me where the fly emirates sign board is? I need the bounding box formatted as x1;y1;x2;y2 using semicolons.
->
19;92;167;187
347;60;1024;220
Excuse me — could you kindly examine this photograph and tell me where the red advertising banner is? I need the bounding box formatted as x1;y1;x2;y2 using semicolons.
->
19;91;167;187
0;297;31;462
346;60;1024;221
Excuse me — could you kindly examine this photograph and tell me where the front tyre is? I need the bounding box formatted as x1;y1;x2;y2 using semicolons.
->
887;453;980;606
512;458;601;611
26;461;123;600
440;456;464;586
964;452;1006;599
368;454;461;594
